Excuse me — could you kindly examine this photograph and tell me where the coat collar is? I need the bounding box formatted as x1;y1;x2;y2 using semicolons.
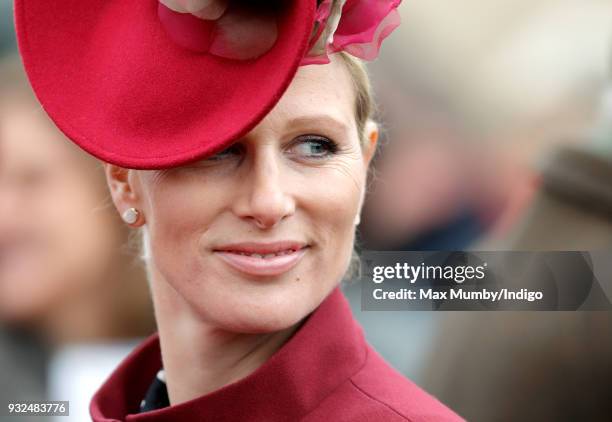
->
90;287;367;421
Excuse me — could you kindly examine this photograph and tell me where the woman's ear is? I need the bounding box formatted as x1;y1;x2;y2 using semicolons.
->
104;163;145;227
363;119;379;166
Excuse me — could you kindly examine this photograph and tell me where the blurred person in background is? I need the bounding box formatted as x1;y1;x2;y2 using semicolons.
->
358;69;534;251
0;56;155;422
354;16;541;252
420;30;612;421
491;85;612;251
358;0;612;252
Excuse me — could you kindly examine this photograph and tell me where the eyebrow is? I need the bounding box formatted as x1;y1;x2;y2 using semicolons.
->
285;114;350;135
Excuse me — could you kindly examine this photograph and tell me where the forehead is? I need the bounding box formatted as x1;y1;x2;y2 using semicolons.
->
256;56;356;131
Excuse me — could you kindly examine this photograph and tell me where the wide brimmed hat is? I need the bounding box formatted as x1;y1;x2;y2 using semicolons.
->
15;0;401;169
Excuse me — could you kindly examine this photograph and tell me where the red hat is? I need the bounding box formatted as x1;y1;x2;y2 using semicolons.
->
15;0;401;169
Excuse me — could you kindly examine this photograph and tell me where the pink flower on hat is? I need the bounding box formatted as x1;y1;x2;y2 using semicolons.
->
303;0;402;64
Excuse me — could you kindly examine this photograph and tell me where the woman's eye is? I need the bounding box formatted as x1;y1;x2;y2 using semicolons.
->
288;136;338;158
206;144;243;161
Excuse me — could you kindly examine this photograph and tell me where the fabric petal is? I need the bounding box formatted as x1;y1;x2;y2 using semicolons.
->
307;0;345;58
302;0;401;65
332;2;401;61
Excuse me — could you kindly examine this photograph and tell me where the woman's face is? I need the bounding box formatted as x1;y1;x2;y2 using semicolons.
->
110;57;376;333
0;97;121;323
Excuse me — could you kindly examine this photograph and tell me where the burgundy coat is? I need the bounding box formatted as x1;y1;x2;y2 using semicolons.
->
90;288;463;421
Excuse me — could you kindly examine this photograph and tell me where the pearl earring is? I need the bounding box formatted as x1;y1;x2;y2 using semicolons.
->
354;213;361;226
122;207;140;225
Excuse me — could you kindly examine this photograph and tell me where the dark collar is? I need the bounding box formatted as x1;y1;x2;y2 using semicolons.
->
90;287;367;421
139;370;169;413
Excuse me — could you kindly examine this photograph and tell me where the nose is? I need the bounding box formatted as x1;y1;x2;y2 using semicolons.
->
233;147;295;230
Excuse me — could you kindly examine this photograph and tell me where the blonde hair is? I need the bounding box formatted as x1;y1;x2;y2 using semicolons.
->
337;52;376;147
336;52;377;281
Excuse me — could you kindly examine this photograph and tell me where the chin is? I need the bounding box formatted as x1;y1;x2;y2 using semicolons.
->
230;312;305;334
205;288;325;334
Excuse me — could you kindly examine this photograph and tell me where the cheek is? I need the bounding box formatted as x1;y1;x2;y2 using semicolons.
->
300;158;365;271
144;174;226;280
316;159;364;222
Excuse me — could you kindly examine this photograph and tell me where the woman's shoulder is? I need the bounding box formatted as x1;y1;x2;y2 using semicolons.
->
304;345;464;422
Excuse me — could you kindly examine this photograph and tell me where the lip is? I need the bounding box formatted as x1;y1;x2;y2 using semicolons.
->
213;241;308;277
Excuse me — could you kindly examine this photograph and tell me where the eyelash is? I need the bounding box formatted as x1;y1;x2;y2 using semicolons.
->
205;144;243;161
290;135;339;159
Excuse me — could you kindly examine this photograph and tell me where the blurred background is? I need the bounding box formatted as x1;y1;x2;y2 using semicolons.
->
1;1;611;421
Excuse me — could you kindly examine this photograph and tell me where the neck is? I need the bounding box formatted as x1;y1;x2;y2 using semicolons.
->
150;271;299;406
